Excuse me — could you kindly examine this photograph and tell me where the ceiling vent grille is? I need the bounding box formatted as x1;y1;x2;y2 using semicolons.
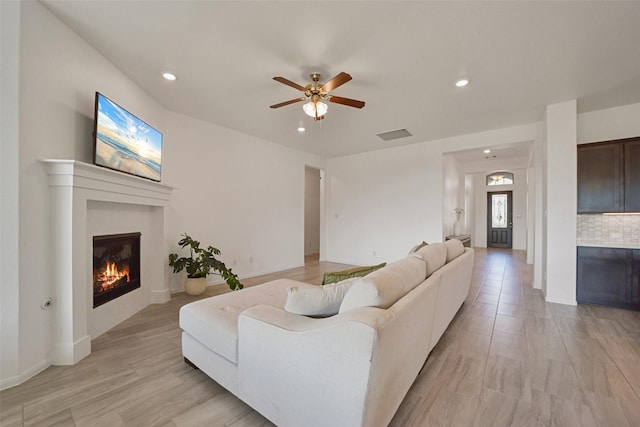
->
376;128;412;141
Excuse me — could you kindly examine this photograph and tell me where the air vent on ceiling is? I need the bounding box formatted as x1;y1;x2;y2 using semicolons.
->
376;128;412;141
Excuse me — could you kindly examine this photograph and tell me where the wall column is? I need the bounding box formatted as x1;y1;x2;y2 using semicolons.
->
544;100;577;304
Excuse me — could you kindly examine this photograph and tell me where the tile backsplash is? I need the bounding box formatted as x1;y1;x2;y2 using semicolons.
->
577;214;640;245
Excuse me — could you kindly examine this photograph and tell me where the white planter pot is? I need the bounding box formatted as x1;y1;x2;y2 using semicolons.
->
184;277;207;296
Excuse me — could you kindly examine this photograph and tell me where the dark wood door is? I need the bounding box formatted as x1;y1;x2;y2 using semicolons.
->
577;142;624;213
487;191;512;248
625;140;640;211
577;246;638;310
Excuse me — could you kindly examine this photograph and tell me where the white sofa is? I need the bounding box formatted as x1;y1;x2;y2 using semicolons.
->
179;240;474;427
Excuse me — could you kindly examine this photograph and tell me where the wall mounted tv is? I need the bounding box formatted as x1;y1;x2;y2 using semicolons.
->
93;92;163;182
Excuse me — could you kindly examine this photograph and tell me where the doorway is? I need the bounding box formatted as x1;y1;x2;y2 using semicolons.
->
304;166;321;263
487;191;513;248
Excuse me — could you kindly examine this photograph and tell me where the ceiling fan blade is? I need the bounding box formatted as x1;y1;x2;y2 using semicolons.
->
270;97;306;109
329;96;365;109
321;72;352;92
273;76;307;92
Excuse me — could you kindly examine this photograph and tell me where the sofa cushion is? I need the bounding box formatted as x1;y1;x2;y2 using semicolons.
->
179;278;305;363
284;278;359;317
338;270;402;313
382;256;427;293
322;262;386;285
445;239;465;263
338;257;425;313
412;243;447;277
407;241;428;255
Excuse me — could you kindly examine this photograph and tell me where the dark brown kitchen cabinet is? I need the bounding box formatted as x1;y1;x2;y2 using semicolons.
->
577;246;640;310
577;137;640;213
577;142;624;213
625;140;640;211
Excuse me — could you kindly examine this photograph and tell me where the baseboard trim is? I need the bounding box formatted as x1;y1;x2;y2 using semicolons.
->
151;288;171;304
0;358;51;391
52;334;91;365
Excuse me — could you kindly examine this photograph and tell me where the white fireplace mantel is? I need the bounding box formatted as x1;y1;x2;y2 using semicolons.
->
41;159;173;365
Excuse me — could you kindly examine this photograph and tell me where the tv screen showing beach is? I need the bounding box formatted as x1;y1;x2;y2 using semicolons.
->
94;92;163;182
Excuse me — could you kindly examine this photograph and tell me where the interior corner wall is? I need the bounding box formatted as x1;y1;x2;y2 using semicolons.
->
162;111;323;291
304;167;321;256
534;138;544;290
1;0;21;390
544;100;577;305
464;174;475;240
442;154;461;238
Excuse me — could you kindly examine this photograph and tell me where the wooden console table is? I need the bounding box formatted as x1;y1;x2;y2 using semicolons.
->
445;234;471;247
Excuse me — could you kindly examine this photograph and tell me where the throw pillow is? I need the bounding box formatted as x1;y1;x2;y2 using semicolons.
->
408;241;428;255
284;278;359;317
322;262;387;285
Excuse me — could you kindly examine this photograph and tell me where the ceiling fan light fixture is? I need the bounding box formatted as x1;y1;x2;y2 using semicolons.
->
303;101;328;118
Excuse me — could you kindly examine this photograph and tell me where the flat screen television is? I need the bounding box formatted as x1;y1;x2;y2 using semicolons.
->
93;92;163;182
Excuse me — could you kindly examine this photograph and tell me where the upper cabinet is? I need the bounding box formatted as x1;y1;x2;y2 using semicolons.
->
625;140;640;211
577;137;640;213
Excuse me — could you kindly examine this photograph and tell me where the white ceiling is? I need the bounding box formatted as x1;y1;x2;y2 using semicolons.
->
41;1;640;159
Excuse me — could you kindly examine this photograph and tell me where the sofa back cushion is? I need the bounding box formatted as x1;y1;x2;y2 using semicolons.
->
445;239;465;263
338;256;426;313
284;278;358;317
413;242;447;277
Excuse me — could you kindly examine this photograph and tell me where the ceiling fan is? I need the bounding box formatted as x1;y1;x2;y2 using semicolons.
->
270;72;365;121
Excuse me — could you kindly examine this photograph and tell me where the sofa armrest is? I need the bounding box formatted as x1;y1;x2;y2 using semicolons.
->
237;305;393;427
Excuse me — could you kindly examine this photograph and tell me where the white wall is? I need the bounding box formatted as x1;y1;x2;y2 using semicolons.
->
304;167;321;256
442;154;461;238
325;123;543;266
578;102;640;144
0;0;21;390
544;100;577;305
163;111;323;289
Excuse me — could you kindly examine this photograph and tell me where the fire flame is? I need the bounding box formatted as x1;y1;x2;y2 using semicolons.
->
98;262;129;290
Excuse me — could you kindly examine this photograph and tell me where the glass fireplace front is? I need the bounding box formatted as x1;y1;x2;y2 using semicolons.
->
93;232;141;308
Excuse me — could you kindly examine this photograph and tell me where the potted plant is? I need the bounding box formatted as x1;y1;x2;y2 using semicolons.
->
168;233;243;295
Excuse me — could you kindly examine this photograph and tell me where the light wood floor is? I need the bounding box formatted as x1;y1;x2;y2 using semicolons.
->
2;249;640;426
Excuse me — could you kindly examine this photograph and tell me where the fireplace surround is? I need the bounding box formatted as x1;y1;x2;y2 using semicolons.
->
42;159;172;365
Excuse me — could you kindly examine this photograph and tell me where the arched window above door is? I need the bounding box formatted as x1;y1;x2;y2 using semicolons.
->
486;172;514;186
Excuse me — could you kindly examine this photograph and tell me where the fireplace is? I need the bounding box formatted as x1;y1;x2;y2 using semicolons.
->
93;232;141;308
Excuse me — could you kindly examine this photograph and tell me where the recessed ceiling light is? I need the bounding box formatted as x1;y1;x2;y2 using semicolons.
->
455;79;469;88
484;149;491;154
162;72;177;81
297;127;306;132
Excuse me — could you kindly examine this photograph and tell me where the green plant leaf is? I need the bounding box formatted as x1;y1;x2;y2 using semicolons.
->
168;233;244;291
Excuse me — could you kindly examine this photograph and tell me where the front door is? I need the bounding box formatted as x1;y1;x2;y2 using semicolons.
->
487;191;512;248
